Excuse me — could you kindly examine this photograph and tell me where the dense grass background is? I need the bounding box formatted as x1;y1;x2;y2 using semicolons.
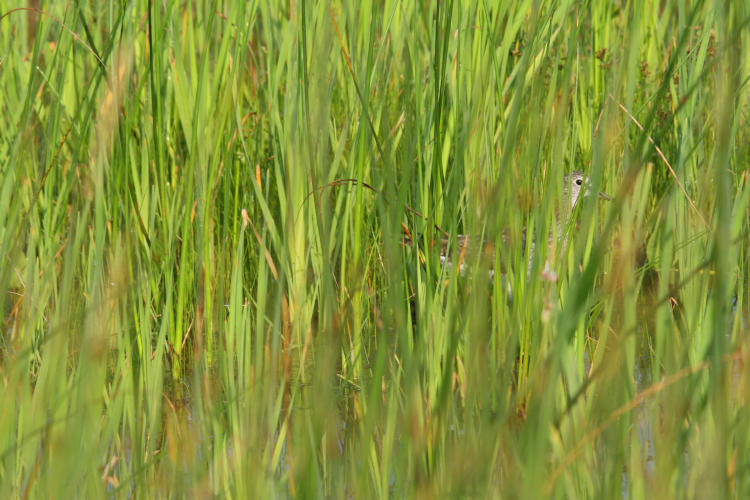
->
1;0;749;497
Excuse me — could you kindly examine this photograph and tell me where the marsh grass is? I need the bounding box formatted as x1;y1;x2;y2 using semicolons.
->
1;0;749;497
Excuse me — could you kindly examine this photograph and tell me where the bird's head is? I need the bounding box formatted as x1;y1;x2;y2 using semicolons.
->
563;170;611;209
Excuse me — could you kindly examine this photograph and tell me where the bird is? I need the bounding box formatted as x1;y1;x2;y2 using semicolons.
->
404;171;611;283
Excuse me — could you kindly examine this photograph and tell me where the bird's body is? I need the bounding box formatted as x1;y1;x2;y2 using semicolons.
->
406;171;609;283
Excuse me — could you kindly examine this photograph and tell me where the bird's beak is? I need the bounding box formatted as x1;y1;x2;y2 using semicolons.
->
598;191;612;201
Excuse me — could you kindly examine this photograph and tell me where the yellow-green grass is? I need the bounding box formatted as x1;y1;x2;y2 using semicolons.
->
1;1;749;497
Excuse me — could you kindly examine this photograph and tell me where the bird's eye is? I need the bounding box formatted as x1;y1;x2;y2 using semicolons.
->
575;179;583;186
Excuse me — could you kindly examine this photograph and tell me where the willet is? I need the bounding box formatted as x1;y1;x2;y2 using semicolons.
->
405;171;611;283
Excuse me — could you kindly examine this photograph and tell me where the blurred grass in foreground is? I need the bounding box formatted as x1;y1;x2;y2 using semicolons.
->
1;0;749;497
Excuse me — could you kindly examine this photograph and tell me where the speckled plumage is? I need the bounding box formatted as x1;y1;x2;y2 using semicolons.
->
417;171;609;283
